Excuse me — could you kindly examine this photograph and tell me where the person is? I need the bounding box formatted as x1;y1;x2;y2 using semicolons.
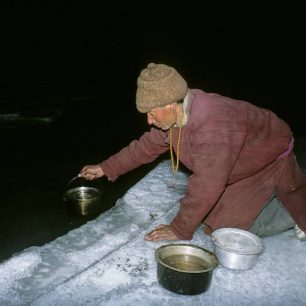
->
79;63;306;242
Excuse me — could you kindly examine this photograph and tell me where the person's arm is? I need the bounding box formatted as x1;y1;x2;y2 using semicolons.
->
80;128;169;181
143;132;245;241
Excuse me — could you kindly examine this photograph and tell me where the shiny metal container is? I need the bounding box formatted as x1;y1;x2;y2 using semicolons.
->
63;176;101;216
211;228;263;270
155;244;218;295
64;186;101;215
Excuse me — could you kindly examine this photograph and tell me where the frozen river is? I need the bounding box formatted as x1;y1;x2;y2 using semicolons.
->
1;158;305;306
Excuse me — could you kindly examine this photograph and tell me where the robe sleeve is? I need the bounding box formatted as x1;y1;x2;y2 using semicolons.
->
100;128;169;182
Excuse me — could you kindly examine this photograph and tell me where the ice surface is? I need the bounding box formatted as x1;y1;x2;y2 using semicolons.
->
0;160;305;306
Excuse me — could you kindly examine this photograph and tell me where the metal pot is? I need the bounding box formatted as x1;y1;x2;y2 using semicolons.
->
211;228;263;270
63;176;102;216
155;244;218;295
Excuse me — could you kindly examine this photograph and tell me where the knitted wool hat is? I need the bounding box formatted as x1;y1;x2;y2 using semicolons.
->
136;63;188;113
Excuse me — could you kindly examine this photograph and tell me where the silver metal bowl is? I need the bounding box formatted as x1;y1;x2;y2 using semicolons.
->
211;228;263;270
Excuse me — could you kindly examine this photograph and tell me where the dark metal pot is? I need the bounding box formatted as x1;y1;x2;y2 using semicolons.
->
155;244;218;295
63;176;102;216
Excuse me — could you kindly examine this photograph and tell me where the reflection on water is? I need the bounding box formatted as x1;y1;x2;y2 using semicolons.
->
164;254;210;272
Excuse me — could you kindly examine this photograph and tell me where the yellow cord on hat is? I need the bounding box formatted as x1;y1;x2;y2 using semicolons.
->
169;124;182;187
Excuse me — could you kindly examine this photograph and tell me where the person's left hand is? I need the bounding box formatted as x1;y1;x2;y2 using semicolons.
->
145;224;178;241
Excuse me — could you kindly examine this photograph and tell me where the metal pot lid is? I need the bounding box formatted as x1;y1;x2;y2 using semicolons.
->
211;228;263;255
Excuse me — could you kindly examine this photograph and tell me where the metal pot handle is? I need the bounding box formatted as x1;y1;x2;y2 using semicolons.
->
63;175;81;202
64;174;99;193
64;175;81;193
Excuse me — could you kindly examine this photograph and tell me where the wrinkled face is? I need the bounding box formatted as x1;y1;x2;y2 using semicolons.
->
147;104;177;130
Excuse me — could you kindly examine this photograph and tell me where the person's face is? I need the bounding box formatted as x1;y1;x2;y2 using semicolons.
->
147;103;177;130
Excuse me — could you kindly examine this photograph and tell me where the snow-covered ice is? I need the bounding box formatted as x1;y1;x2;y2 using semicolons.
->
0;159;305;306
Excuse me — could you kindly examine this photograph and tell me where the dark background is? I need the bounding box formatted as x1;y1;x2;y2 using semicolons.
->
0;2;305;261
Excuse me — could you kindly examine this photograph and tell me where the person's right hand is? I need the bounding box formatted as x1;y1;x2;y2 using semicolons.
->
79;164;104;180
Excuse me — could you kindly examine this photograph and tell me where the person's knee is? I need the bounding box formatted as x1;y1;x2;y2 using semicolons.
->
249;196;294;237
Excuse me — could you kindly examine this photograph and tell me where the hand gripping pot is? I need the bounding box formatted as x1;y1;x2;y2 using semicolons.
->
211;228;263;270
63;176;102;216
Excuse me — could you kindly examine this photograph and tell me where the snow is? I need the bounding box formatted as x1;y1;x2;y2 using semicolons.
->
0;160;305;306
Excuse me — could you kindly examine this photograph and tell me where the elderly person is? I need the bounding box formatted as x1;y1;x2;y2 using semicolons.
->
80;63;306;242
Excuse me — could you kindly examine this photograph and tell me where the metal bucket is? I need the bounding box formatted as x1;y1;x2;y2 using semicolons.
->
63;176;102;216
155;244;218;295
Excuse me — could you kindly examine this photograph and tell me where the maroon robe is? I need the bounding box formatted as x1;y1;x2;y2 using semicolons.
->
100;89;306;240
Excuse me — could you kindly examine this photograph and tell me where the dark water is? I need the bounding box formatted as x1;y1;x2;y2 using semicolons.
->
0;97;162;262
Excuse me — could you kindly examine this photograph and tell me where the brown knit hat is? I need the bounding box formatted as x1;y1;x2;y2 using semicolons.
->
136;63;188;113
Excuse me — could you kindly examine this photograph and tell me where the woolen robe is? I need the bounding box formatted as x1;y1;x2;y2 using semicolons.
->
100;89;306;240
